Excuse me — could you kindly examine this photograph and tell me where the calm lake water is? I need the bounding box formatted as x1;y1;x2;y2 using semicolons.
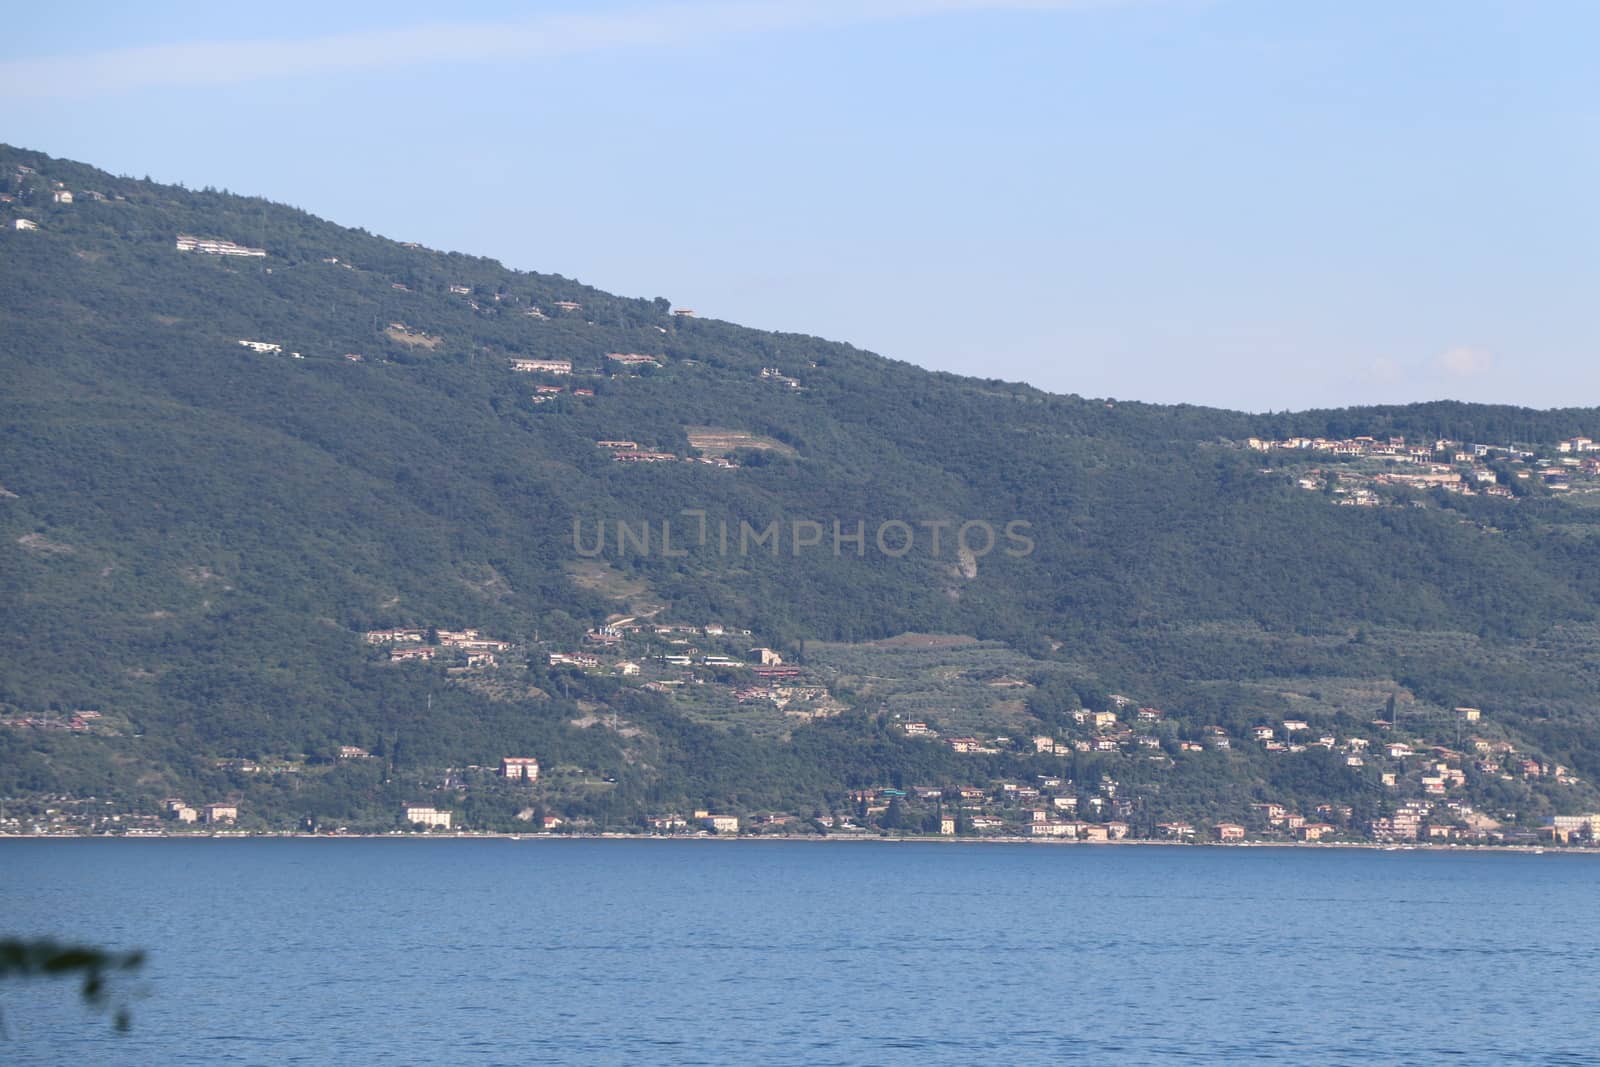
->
2;840;1597;1065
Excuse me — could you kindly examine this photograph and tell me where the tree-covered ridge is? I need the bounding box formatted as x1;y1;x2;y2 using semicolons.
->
4;143;1600;841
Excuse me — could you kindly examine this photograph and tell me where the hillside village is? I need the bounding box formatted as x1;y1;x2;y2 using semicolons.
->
7;149;1600;848
1247;433;1600;505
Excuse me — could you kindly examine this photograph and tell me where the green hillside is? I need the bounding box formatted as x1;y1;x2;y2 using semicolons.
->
5;145;1600;841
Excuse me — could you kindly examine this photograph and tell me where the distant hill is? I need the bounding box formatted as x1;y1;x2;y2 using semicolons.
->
5;144;1600;841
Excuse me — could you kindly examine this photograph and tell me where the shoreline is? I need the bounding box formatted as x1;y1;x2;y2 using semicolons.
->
0;831;1590;855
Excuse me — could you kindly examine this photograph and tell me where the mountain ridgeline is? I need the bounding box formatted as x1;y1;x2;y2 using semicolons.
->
5;144;1600;838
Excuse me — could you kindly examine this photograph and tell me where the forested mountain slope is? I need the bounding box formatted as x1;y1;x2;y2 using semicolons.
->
5;145;1600;837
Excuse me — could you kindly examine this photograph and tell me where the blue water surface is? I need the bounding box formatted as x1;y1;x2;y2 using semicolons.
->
1;840;1596;1065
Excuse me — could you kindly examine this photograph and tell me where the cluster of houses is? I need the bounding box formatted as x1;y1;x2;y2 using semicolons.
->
365;627;513;669
548;640;787;677
510;352;663;377
593;439;739;468
807;778;1559;845
1238;708;1582;794
0;709;103;733
603;811;742;834
538;621;842;718
364;611;833;718
1255;435;1423;457
877;697;1588;842
162;797;239;825
3;167;123;232
734;682;829;709
914;704;1169;757
833;780;1123;839
1253;433;1600;504
1222;796;1598;845
1296;464;1514;504
511;358;669;405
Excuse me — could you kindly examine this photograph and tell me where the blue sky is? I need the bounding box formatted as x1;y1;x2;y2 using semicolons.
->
4;0;1595;411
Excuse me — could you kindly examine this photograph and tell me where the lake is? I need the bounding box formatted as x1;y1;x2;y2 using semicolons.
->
1;840;1596;1065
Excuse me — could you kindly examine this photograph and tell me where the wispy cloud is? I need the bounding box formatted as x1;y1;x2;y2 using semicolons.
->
0;0;1124;98
1361;355;1403;385
1432;345;1494;378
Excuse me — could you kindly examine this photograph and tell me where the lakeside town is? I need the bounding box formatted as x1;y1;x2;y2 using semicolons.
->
7;616;1599;848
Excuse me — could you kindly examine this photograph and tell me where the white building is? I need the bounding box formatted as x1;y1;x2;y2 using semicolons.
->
176;234;267;257
203;803;238;824
509;358;573;375
500;757;540;781
404;805;452;829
